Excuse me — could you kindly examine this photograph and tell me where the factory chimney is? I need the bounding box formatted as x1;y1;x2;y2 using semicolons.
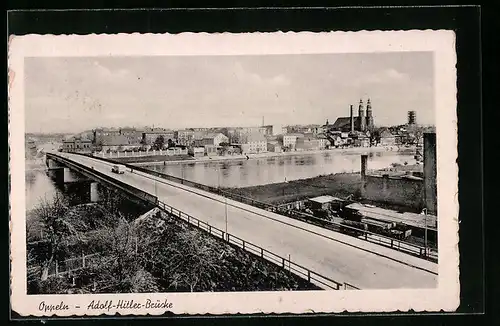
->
350;105;355;133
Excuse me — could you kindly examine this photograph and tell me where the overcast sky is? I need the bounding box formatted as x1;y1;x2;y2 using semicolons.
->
25;52;434;133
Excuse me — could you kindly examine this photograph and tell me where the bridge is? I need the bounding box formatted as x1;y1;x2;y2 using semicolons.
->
45;152;438;290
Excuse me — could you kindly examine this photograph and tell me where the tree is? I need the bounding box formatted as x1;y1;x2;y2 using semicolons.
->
414;128;424;145
219;128;230;138
162;230;219;292
370;129;381;144
153;135;165;150
31;194;76;281
81;218;160;293
167;138;175;148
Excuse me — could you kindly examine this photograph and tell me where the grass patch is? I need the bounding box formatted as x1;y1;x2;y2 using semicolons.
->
224;173;362;206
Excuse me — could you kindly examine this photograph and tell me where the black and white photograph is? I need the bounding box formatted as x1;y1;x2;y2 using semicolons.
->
9;31;459;315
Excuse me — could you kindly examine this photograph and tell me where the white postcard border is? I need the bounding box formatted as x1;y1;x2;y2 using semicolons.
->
9;30;459;316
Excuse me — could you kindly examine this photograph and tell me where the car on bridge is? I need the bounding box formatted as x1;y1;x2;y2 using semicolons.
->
111;164;126;174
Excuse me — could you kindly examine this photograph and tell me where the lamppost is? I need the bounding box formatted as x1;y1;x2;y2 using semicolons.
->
225;196;228;240
421;208;428;256
154;167;158;198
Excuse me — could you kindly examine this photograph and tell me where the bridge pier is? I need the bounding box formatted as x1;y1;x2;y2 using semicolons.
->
47;165;91;185
46;157;64;170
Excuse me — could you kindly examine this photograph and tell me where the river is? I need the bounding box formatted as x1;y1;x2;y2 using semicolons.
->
25;150;415;210
145;150;416;188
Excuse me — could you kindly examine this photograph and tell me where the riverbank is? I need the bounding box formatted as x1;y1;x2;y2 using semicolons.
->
129;145;412;166
111;154;194;164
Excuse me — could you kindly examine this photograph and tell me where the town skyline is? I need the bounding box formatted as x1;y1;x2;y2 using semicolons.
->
25;52;435;134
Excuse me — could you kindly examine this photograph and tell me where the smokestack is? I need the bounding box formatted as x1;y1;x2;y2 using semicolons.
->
350;105;355;133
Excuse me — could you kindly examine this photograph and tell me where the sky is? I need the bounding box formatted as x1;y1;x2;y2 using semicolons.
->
25;52;434;133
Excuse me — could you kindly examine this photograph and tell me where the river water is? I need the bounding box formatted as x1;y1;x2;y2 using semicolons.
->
25;150;415;210
146;150;416;188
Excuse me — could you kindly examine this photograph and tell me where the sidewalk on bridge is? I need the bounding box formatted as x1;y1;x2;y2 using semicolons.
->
131;169;438;275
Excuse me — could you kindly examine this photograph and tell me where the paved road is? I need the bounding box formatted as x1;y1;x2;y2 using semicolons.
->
56;153;438;290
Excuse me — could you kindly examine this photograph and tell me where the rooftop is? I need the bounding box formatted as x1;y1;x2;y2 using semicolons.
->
143;128;173;134
101;134;135;146
308;195;342;204
346;203;437;230
63;135;92;142
331;117;356;129
204;132;225;138
241;132;266;143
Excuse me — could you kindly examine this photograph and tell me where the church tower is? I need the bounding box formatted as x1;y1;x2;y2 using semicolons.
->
358;99;366;132
366;98;374;131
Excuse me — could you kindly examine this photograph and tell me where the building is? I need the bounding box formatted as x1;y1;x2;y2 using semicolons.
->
267;141;282;153
329;99;375;133
352;134;370;147
188;146;205;157
379;129;396;146
62;135;93;153
232;126;268;143
93;127;142;146
261;125;274;136
240;132;267;154
92;128;120;146
193;132;229;147
101;134;139;152
316;134;331;149
120;127;143;144
142;128;175;146
408;111;417;125
295;138;321;151
175;129;196;146
282;133;304;150
204;145;218;157
307;195;342;211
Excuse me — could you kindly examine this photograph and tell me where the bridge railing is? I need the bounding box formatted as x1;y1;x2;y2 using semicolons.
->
65;152;436;261
156;200;349;291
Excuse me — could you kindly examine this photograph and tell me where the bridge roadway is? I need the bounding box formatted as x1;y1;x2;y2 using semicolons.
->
54;152;438;289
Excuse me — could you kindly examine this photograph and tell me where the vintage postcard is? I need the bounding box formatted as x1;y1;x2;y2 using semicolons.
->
9;31;459;316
